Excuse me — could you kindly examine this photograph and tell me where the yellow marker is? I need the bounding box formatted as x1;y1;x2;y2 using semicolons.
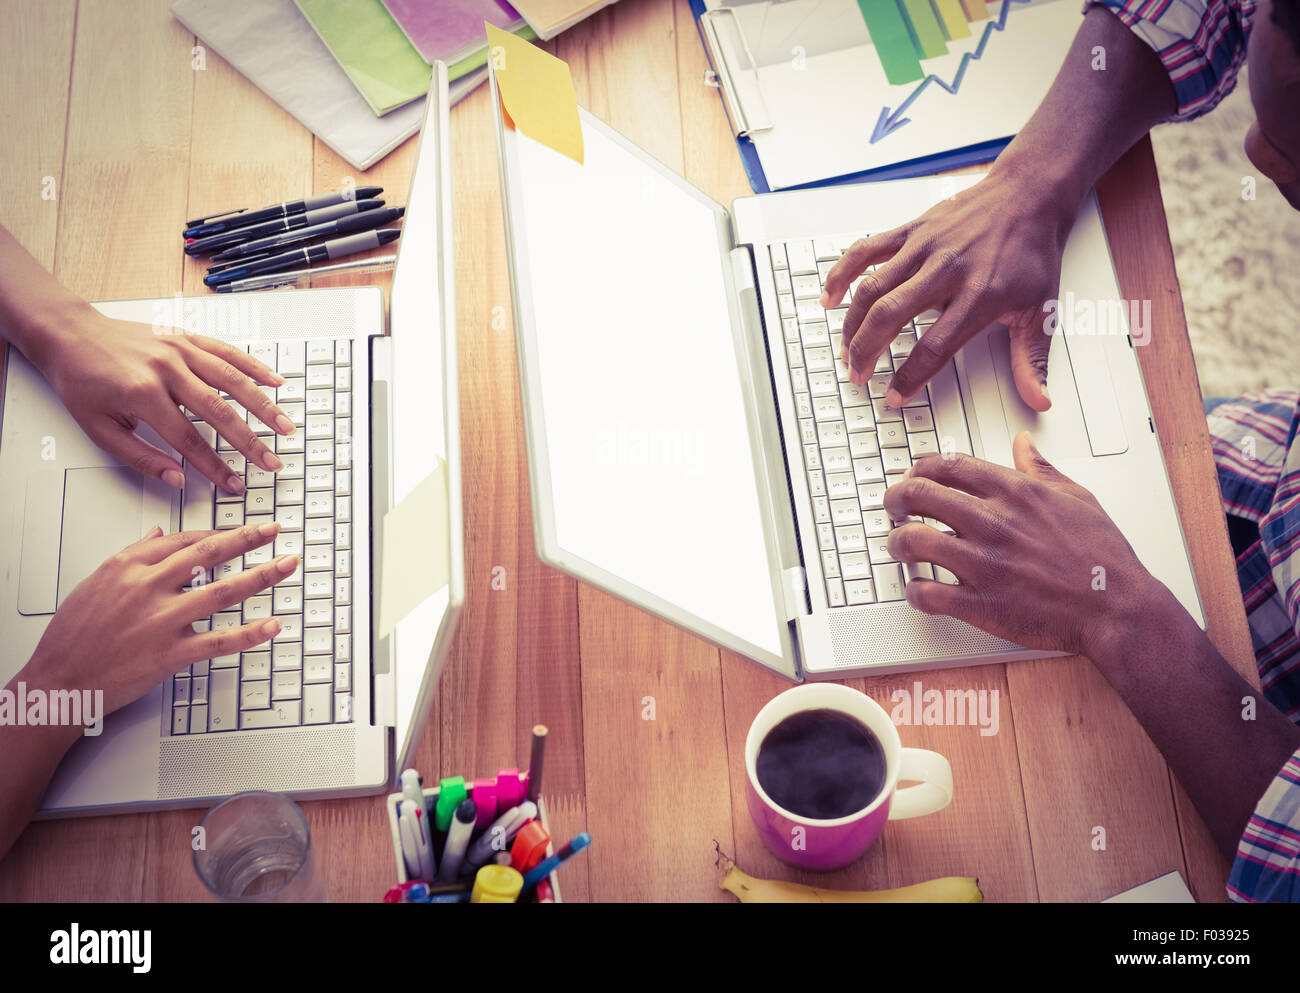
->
930;0;971;38
471;864;523;903
485;22;584;165
958;0;989;20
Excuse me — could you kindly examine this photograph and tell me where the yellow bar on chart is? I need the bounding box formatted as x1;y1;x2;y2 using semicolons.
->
959;0;990;20
930;0;971;38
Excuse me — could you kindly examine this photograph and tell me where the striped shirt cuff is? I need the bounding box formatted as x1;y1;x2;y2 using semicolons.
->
1228;748;1300;902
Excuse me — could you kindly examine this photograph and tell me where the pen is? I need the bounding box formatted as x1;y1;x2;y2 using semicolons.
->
400;769;436;877
203;229;401;287
212;206;405;262
214;255;398;293
464;801;538;871
397;803;423;879
183;187;383;238
184;198;384;256
520;832;592;891
436;799;477;883
527;724;547;803
399;800;436;880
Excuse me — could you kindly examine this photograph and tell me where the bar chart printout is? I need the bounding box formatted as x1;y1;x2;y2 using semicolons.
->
858;0;990;84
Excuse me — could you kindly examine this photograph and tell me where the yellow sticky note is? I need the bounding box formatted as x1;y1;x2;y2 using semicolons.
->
485;21;584;165
377;460;450;639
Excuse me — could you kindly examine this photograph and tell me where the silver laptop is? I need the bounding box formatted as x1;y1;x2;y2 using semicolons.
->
489;68;1204;682
0;68;463;814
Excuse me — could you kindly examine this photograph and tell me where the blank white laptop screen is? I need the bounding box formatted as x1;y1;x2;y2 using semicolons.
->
506;113;785;659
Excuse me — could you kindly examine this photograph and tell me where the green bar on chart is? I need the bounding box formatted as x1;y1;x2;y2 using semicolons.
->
856;0;924;84
899;0;949;59
959;0;990;21
930;0;972;38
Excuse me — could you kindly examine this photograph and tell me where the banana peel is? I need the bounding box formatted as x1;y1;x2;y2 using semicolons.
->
717;850;982;903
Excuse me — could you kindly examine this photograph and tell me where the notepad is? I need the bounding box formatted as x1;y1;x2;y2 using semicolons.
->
511;0;619;40
173;0;488;171
383;0;527;65
295;0;433;115
487;23;583;165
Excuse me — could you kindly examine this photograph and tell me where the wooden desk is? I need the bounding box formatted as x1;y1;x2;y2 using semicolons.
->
0;0;1255;902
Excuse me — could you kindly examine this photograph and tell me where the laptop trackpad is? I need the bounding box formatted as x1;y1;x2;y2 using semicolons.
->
985;324;1093;463
55;467;146;608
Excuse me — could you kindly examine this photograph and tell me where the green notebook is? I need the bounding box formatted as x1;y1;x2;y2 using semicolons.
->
296;0;535;116
295;0;433;115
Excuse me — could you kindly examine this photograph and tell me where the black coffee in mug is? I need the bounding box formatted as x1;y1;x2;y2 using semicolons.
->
756;708;887;819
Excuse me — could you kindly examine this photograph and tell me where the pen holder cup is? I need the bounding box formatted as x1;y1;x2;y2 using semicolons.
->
386;784;563;902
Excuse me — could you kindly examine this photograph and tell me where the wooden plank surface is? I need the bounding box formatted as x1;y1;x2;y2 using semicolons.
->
0;0;1256;903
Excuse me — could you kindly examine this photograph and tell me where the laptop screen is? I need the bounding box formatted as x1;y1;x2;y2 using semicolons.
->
498;99;788;665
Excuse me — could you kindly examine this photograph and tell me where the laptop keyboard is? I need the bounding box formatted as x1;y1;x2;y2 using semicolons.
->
168;338;355;734
769;238;962;609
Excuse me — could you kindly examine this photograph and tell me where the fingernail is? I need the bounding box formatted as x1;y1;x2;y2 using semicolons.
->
275;554;299;573
260;618;281;637
270;372;285;386
1041;385;1051;404
902;466;912;480
275;414;295;435
820;293;831;308
885;388;904;409
147;524;164;537
225;474;245;494
264;452;284;471
162;468;184;488
258;522;280;536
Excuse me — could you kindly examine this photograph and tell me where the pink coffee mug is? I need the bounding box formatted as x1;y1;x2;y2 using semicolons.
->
746;683;952;871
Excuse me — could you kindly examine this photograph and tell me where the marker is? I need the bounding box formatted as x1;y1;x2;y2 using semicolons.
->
437;799;477;883
527;724;547;803
497;767;525;811
464;801;537;870
184;198;385;256
471;864;523;904
183;187;383;238
471;777;499;828
521;832;591;892
396;803;422;879
203;229;401;287
212;206;405;261
434;776;467;833
510;820;551;874
535;878;556;903
214;255;398;293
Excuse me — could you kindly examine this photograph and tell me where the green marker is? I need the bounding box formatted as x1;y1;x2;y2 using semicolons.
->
435;776;467;832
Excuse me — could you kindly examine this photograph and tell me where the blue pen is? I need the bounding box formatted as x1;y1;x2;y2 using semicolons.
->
520;832;591;891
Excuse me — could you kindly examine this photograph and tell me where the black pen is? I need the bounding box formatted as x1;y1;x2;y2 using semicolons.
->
184;198;385;256
212;207;405;262
204;229;402;287
183;187;383;239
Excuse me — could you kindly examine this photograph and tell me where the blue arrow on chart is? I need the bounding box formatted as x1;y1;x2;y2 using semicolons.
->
870;0;1033;144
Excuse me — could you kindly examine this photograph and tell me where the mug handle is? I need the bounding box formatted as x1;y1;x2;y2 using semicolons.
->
887;747;953;820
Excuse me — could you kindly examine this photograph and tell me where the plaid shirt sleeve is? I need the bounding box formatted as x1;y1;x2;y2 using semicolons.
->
1228;749;1300;902
1206;390;1300;901
1083;0;1257;120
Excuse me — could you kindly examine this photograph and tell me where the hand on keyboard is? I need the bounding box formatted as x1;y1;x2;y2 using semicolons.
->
36;310;296;494
819;171;1073;413
882;433;1158;659
24;523;298;720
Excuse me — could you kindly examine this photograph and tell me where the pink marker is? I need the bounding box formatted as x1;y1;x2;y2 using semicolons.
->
496;768;525;811
472;777;499;828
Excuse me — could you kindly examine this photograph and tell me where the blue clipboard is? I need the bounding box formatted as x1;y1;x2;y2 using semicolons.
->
689;0;1008;193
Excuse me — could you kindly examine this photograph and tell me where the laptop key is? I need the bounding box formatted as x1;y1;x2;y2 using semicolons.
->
873;563;905;601
242;701;301;729
844;579;875;605
840;551;871;579
190;705;208;733
208;669;237;731
825;577;845;607
172;707;189;735
304;683;332;725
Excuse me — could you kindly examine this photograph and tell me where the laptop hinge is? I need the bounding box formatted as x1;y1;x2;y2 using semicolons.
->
370;334;396;730
781;566;809;620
